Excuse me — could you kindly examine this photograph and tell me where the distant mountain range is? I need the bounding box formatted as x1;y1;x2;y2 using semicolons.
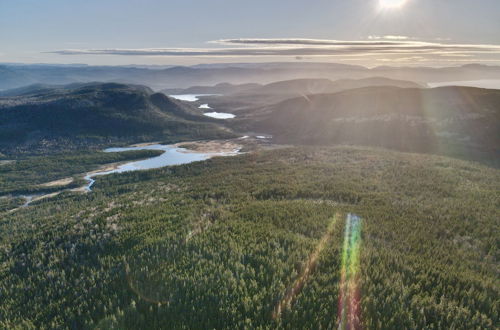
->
198;77;424;112
2;62;500;91
163;77;421;96
0;83;234;154
235;85;500;165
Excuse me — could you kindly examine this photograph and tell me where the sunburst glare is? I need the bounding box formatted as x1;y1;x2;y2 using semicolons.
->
379;0;408;9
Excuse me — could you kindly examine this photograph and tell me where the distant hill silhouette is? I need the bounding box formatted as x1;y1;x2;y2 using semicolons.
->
161;82;262;95
236;86;500;165
202;77;423;112
238;77;422;95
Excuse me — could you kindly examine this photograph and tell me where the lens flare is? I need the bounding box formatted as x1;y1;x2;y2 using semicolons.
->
379;0;407;9
338;214;362;330
273;214;339;319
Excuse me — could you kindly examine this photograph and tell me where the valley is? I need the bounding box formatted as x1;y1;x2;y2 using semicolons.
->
0;71;498;329
3;2;500;328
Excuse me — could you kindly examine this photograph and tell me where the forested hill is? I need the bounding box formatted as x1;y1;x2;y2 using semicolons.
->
0;83;234;155
235;77;422;96
199;77;423;112
238;86;500;165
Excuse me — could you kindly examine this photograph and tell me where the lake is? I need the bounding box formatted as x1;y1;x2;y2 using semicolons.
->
84;144;240;191
428;79;500;89
169;94;236;119
168;94;217;102
203;112;236;119
16;143;240;207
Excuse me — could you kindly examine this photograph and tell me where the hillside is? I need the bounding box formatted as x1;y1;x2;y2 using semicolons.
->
200;77;423;112
236;86;500;165
0;82;153;97
161;77;418;98
0;83;235;155
239;77;422;95
1;146;498;328
207;77;422;112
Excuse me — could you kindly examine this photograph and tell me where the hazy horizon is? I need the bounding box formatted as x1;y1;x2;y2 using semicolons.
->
2;0;500;67
2;2;499;328
3;60;500;70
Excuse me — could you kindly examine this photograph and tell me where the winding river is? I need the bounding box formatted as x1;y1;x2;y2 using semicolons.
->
84;144;240;191
12;143;240;210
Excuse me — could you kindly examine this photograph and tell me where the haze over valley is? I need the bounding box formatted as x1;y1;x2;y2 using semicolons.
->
1;0;499;329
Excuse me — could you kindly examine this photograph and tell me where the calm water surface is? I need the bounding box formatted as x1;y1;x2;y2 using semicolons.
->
428;79;500;89
169;94;216;102
203;112;236;119
169;94;236;119
85;144;239;191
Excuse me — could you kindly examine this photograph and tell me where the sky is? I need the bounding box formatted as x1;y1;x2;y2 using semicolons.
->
1;0;500;67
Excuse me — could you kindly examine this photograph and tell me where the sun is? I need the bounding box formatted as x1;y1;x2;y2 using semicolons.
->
379;0;408;9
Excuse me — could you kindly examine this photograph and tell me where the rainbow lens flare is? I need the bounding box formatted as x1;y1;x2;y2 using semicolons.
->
338;214;362;330
273;214;340;319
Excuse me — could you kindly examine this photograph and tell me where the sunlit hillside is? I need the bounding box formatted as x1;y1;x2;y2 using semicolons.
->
1;0;499;328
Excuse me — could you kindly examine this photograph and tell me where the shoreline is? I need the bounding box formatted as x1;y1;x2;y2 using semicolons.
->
174;140;242;154
3;138;247;212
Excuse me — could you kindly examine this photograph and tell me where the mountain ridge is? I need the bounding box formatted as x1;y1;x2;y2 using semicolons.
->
235;85;500;165
0;83;234;154
199;77;424;112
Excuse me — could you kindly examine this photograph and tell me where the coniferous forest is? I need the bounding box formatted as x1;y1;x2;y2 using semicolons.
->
3;1;500;328
1;146;498;329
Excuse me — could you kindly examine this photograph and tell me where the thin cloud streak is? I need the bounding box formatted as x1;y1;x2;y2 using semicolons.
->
49;38;500;63
212;38;408;46
368;35;410;40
